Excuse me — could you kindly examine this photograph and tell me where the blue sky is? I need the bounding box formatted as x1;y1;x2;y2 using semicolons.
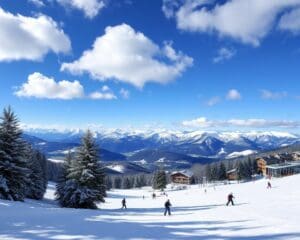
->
1;0;300;131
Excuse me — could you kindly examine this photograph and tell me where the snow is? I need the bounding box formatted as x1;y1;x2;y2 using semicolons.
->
226;150;257;159
25;127;299;143
1;175;300;239
48;158;64;163
49;148;77;156
218;147;227;155
134;159;147;165
37;142;47;146
156;157;166;163
107;164;125;173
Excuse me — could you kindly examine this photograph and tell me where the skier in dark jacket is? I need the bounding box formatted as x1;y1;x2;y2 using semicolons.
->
226;193;234;206
121;198;127;209
164;199;172;216
267;181;272;189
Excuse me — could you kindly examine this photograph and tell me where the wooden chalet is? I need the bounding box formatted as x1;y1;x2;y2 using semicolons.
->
170;170;193;184
226;168;238;180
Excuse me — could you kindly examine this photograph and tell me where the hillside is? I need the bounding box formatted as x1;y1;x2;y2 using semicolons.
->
1;175;300;239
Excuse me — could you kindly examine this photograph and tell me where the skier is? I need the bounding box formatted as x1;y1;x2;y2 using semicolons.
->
226;193;234;206
164;199;172;216
267;181;272;189
152;193;156;199
121;198;127;209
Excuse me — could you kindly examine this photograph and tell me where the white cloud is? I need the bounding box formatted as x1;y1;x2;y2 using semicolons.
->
89;85;117;100
15;72;84;100
260;89;287;100
182;117;214;128
15;73;121;101
28;0;45;7
90;92;117;100
61;23;193;88
0;7;71;62
226;89;241;100
278;7;300;34
162;0;179;19
213;47;236;63
206;96;220;106
120;88;130;99
182;117;300;129
56;0;105;19
163;0;300;46
101;85;110;92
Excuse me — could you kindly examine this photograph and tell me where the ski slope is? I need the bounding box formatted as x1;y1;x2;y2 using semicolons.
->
1;175;300;240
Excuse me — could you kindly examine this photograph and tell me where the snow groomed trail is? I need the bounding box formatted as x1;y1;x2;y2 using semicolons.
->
1;175;300;240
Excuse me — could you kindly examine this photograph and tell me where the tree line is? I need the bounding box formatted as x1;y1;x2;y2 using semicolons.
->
0;107;47;201
192;157;259;184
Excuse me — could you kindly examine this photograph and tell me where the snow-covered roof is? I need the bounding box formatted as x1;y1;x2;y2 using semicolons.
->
226;168;237;174
171;170;193;178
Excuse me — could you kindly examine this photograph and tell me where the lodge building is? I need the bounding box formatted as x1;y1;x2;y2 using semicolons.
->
266;161;300;177
170;170;193;184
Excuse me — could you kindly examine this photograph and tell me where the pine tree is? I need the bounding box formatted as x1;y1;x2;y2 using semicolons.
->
133;176;141;188
105;176;112;190
26;146;46;200
55;151;72;206
218;162;227;181
122;177;132;189
252;158;258;175
134;174;147;188
210;163;218;181
244;157;254;179
0;107;29;201
205;164;212;182
153;170;167;190
37;151;48;191
113;176;122;189
139;174;147;187
57;130;106;209
237;161;245;181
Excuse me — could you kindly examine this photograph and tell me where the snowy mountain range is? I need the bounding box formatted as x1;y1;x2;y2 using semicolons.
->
23;128;300;166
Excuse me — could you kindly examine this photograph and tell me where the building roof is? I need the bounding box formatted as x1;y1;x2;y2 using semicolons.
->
266;161;300;170
171;170;193;178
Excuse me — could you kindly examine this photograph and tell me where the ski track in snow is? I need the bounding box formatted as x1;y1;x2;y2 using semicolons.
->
1;175;300;240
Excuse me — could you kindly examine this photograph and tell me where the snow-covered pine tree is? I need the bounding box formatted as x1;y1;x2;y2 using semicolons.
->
153;170;167;190
0;107;29;201
26;146;46;200
37;150;48;192
55;151;72;206
59;130;106;209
